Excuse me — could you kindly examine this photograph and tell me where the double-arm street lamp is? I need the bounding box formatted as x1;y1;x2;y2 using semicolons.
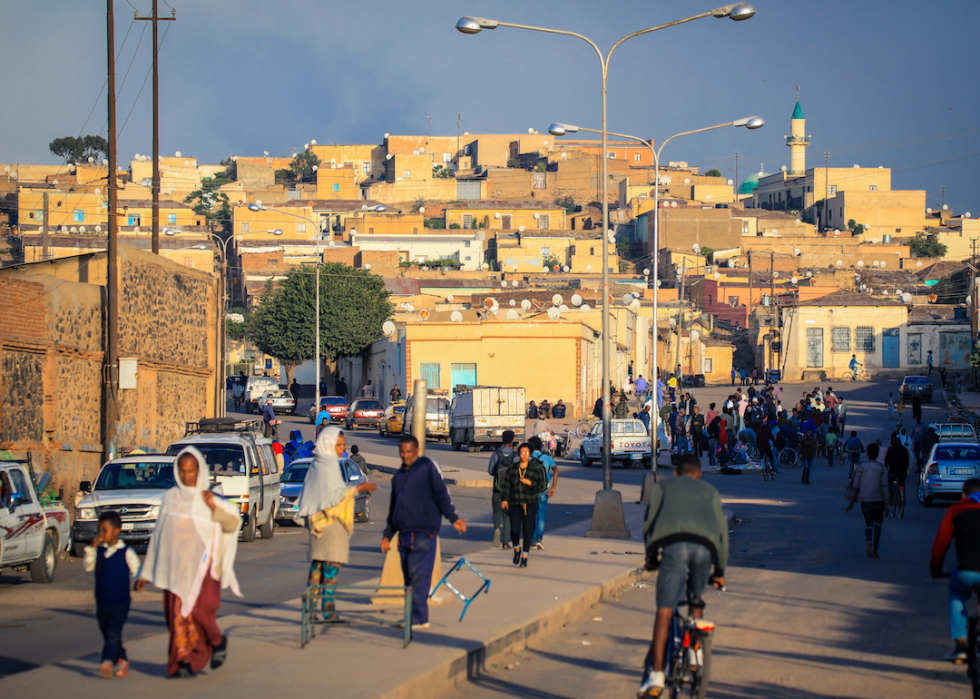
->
548;116;764;401
457;4;756;535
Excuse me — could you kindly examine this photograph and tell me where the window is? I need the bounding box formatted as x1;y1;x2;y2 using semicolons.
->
634;153;641;162
869;185;877;191
402;170;412;179
607;152;616;159
241;222;250;233
728;296;740;306
419;363;441;389
501;215;512;230
462;214;473;229
464;240;470;247
369;228;374;235
167;213;177;224
541;247;550;259
704;358;713;374
142;178;152;187
266;259;277;268
827;185;837;195
443;153;452;163
362;162;370;173
73;209;84;222
127;215;140;226
297;223;306;232
33;209;43;221
333;183;340;191
855;326;875;353
831;327;850;352
538;215;550;230
344;162;353;169
412;227;418;235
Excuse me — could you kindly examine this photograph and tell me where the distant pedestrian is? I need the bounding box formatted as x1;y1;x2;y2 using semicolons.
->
381;435;467;630
348;444;368;473
232;381;244;412
799;429;816;485
886;393;896;420
634;375;649;398
488;432;516;548
290;379;301;413
501;443;546;567
941;366;948;388
362;380;375;398
897;397;906;421
927;350;934;375
85;511;142;678
752;368;758;385
529;436;559;550
837;398;848;435
846;443;890;558
731;367;736;386
628;361;634;379
614;397;630;419
389;384;402;404
740;368;747;386
912;392;923;422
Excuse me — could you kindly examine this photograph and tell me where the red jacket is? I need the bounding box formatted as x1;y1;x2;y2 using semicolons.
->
931;496;980;577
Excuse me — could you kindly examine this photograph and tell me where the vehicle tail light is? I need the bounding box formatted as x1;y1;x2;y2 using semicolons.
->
926;463;939;475
390;416;398;421
239;502;249;514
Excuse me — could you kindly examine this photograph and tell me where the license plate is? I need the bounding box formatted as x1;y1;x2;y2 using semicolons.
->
631;453;643;460
121;522;134;530
495;429;504;435
951;468;974;476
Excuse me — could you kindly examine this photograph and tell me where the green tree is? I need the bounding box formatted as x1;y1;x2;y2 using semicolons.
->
432;164;453;179
554;195;577;213
185;174;232;232
48;135;109;165
542;253;562;270
507;158;522;169
705;168;722;178
246;264;393;384
909;231;948;258
276;151;321;183
700;246;715;263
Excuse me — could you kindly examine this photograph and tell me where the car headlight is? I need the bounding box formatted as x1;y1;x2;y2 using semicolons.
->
147;506;161;519
77;508;96;521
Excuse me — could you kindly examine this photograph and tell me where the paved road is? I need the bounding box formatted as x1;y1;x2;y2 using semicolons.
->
450;377;970;698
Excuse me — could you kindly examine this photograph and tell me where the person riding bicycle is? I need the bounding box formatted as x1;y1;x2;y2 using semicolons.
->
849;355;862;376
844;431;864;476
640;454;728;698
755;422;779;474
885;436;910;504
930;478;980;662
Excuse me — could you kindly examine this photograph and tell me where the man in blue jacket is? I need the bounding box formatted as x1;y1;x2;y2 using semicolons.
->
381;435;467;630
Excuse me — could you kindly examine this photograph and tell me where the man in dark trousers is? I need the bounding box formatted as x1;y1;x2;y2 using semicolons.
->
381;435;467;630
289;378;301;414
488;431;516;548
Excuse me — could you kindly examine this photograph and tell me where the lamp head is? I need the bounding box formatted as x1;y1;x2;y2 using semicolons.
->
548;123;578;136
270;229;283;236
164;229;177;237
374;205;387;212
248;203;264;212
733;116;765;129
456;16;497;34
713;2;756;20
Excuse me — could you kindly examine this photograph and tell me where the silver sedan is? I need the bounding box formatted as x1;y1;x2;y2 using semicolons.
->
918;442;980;507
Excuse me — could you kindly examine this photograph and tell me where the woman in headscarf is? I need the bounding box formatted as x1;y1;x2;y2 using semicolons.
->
136;447;241;678
295;427;377;619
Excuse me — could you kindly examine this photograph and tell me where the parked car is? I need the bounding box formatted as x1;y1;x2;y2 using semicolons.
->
402;390;452;442
899;375;933;403
345;399;385;430
244;376;280;413
930;423;978;443
308;396;350;424
0;459;71;583
73;455;177;556
579;418;665;470
260;389;296;415
379;401;406;437
167;418;281;543
276;456;371;525
918;442;980;506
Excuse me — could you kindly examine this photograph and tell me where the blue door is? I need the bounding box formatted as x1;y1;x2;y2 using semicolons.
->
451;363;477;393
883;328;900;368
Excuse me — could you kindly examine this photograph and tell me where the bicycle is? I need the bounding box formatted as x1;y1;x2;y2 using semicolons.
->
777;445;799;469
888;476;905;519
760;451;776;481
640;596;717;699
576;415;600;437
841;368;871;382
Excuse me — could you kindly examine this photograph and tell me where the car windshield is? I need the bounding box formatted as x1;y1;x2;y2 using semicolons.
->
165;443;247;476
393;406;405;415
95;461;175;490
357;401;384;411
427;397;450;412
321;397;348;406
281;463;310;483
937;446;980;461
905;377;928;384
591;422;645;437
266;390;292;399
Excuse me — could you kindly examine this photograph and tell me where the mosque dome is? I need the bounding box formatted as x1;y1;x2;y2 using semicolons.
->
738;171;770;195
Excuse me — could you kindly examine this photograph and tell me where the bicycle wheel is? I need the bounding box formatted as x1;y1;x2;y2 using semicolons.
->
899;488;905;519
841;372;853;383
779;448;798;469
762;460;770;482
859;370;871;381
695;633;713;699
575;420;591;437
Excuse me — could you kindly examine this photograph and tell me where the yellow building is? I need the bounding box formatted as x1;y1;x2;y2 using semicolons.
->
929;218;980;260
823;189;926;238
445;202;566;231
491;231;617;273
231;202;319;242
18;189;198;231
130;156;204;195
309;144;384;183
316;166;360;199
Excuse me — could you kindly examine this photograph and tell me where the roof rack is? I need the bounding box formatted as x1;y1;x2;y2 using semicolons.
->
184;418;261;435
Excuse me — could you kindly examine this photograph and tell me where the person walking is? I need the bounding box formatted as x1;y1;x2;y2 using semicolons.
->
381;435;467;630
927;349;934;375
752;368;758;386
296;428;378;621
638;405;652;434
885;436;910;516
921;425;940;472
837;397;848;435
896;397;906;421
634;375;649;400
290;379;301;414
638;454;728;698
528;435;558;550
488;432;516;548
136;447;242;678
361;380;375;398
740;368;747;386
84;511;142;678
262;398;281;440
500;443;546;567
690;407;705;458
911;391;923;423
886;392;896;420
846;443;891;558
232;381;244;412
614;396;630;419
731;366;736;387
799;428;817;485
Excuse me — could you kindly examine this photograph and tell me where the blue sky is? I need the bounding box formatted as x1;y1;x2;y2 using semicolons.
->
3;0;979;212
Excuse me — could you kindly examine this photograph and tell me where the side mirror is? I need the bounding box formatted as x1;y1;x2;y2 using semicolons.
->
9;493;23;510
79;481;92;493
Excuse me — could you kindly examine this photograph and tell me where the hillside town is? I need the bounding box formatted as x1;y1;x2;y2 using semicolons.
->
2;2;980;699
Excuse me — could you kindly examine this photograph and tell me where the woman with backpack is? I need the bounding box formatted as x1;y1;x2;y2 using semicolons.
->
500;443;546;568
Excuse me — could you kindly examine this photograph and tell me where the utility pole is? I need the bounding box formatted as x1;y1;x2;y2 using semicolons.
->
769;251;776;379
455;113;462;178
972;239;978;388
136;0;176;255
427;116;433;138
941;185;947;209
734;151;739;202
747;250;754;328
103;0;120;464
41;192;49;261
674;258;687;385
823;151;830;232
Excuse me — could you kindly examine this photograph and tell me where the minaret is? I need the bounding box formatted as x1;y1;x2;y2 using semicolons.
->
787;86;809;176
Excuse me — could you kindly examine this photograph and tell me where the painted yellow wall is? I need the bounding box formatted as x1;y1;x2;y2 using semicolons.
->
446;205;566;231
347;212;425;237
232;203;317;241
18;190;197;229
309;144;383;183
825;189;926;236
316;167;360;199
130;156;203;191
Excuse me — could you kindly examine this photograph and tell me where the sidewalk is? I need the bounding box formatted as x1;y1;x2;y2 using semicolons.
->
1;485;672;699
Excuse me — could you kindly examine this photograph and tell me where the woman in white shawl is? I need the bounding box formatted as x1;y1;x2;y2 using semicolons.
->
295;427;377;619
136;447;241;678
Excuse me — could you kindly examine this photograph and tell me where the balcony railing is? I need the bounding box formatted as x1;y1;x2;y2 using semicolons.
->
785;135;810;145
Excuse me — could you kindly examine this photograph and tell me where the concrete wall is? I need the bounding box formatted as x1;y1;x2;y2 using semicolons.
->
825;190;926;236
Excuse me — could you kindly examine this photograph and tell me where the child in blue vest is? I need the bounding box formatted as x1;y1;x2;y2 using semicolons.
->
83;511;142;679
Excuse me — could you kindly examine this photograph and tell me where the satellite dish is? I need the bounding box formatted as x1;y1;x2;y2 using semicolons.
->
928;293;938;303
693;244;701;253
714;272;721;280
834;230;840;236
727;179;733;185
95;225;102;232
917;261;923;268
484;298;496;309
773;271;779;278
684;178;690;184
364;263;372;271
943;204;949;211
552;294;563;305
384;133;390;138
772;229;778;235
806;271;813;278
419;147;425;154
79;226;86;233
880;261;887;268
643;268;650;276
836;260;843;266
419;310;430;321
657;280;663;287
671;202;677;208
382;321;396;335
622;293;633;305
543;266;550;274
857;260;865;267
630;299;641;311
386;154;393;160
518;226;524;232
405;303;414;312
669;318;677;326
690;330;700;342
506;309;520;320
563;266;569;273
451;311;463;322
791;276;799;284
490;305;499;314
580;304;591;312
553;265;560;272
559;304;569;313
510;299;516;306
587;265;593;272
419;207;425;214
175;151;182;157
512;280;520;287
521;300;532;311
901;293;912;303
794;247;801;256
873;261;880;268
571;294;583;307
70;227;77;233
501;281;508;288
547;307;561;320
927;208;933;214
447;294;454;303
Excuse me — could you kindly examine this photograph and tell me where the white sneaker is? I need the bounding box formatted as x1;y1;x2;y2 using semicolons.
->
637;669;665;698
533;542;544;550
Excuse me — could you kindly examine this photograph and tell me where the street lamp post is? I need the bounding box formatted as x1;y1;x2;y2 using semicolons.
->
457;4;756;521
547;116;763;433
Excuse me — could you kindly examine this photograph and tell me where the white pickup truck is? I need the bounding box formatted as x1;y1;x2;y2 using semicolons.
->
0;460;72;583
579;418;666;470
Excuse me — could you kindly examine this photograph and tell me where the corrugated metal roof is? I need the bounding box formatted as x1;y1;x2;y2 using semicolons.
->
383;278;421;295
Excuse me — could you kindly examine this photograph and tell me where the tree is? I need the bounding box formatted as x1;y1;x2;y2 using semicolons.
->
700;246;715;263
48;135;109;164
705;168;722;178
276;150;321;183
432;164;453;179
246;264;393;385
554;195;577;213
185;175;232;232
909;231;947;258
542;253;562;270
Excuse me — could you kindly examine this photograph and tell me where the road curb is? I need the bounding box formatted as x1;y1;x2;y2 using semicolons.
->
369;462;492;488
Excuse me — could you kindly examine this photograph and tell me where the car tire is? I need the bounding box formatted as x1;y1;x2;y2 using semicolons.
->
355;496;370;524
581;450;593;468
916;479;925;504
73;541;88;558
30;531;57;584
260;507;275;539
242;509;257;543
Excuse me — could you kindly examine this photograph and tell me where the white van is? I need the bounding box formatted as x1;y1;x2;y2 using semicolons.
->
166;418;281;542
244;376;280;414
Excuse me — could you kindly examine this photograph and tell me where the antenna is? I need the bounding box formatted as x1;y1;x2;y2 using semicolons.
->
796;84;800;101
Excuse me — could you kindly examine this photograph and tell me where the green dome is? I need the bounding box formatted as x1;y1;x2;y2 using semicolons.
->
738;171;770;195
